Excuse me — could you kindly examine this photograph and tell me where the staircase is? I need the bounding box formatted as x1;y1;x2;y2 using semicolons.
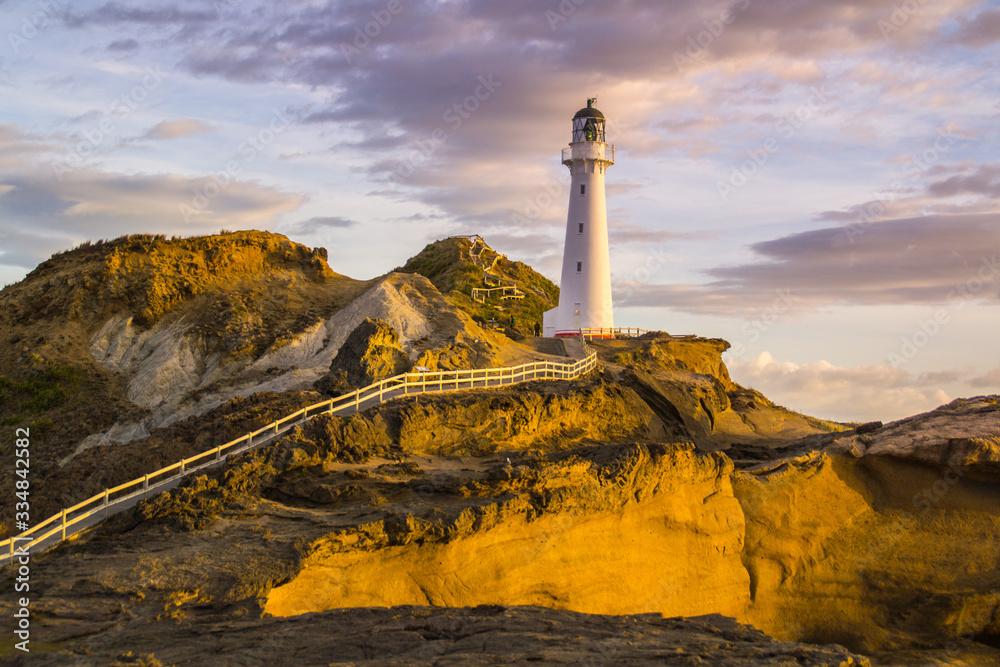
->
468;238;525;303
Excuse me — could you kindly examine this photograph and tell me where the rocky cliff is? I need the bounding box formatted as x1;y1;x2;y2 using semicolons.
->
0;232;997;665
0;232;559;534
8;394;996;664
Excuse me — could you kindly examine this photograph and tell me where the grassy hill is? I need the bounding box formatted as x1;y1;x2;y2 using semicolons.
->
394;236;559;333
0;231;372;535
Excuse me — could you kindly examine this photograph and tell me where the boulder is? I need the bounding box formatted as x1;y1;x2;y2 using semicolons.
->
315;318;411;393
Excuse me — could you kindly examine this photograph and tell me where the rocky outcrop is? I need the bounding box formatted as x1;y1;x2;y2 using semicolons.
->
6;605;871;666
734;449;1000;656
264;442;750;620
730;395;1000;657
625;367;730;446
314;318;410;394
6;233;1000;665
78;272;531;456
828;396;1000;479
2;232;558;466
610;338;846;451
5;385;1000;664
607;335;736;389
395;236;560;336
379;377;667;456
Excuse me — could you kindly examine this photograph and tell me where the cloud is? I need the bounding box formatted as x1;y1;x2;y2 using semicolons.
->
64;4;218;29
284;215;358;235
727;351;952;422
0;124;53;170
945;6;1000;48
620;209;1000;315
0;124;305;249
0;162;307;274
915;370;970;387
969;367;1000;389
926;164;1000;198
53;0;993;234
608;222;716;245
106;38;139;52
142;119;213;141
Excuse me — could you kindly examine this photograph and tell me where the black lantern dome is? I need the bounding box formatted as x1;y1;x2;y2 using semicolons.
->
572;97;606;142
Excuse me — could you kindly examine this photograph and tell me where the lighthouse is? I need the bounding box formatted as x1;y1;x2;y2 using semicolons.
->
543;98;615;337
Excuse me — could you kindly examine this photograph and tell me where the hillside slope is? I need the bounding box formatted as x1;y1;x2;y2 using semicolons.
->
0;231;362;442
395;236;559;333
0;232;565;537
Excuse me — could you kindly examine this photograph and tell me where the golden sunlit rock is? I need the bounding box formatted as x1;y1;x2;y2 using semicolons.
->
0;232;995;665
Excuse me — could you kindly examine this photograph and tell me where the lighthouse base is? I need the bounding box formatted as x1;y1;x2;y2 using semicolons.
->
543;307;616;338
542;307;558;338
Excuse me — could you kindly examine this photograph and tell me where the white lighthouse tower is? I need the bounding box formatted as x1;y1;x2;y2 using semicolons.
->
543;98;615;338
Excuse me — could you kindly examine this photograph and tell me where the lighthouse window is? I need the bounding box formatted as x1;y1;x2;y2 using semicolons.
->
576;261;582;273
578;223;584;234
580;184;586;195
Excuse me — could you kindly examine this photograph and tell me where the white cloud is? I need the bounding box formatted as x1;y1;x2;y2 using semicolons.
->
727;351;952;423
142;118;213;140
970;367;1000;389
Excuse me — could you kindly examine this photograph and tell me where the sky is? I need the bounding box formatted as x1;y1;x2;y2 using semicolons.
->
0;0;998;423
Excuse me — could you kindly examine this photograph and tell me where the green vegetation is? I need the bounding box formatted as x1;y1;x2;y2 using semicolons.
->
0;364;80;423
38;230;337;329
395;237;559;333
9;230;365;365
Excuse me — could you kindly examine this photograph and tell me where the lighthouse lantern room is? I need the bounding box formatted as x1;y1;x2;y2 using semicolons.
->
543;98;615;337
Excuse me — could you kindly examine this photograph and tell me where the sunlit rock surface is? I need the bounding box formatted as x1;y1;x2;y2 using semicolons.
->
1;232;998;665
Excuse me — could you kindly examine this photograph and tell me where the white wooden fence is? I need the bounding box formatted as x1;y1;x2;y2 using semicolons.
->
555;328;697;340
555;327;651;339
1;346;598;562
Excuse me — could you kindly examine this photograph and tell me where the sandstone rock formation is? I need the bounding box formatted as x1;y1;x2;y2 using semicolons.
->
594;336;845;450
2;232;998;665
314;317;411;394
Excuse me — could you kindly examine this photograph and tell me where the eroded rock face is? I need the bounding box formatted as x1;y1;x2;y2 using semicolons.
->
5;234;1000;664
730;396;1000;656
380;378;668;456
597;335;733;385
620;361;845;451
735;450;1000;655
625;367;730;446
829;396;1000;480
314;317;410;393
75;272;528;457
264;442;750;620
5;389;1000;664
